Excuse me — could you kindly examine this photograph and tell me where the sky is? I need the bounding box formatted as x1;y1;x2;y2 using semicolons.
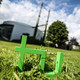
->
0;0;80;42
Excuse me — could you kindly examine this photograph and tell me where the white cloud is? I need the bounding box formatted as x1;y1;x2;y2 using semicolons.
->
0;0;39;25
0;0;80;42
65;8;80;42
45;1;55;10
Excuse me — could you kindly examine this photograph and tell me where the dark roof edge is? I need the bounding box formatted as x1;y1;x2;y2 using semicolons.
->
0;24;14;26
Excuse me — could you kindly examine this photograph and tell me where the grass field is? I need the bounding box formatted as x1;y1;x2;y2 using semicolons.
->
0;40;80;80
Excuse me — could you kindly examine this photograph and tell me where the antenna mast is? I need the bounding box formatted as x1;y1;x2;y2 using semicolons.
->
0;0;2;5
33;1;43;38
43;9;50;41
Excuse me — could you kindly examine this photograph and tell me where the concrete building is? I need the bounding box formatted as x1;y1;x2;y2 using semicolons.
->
0;21;43;41
72;45;79;49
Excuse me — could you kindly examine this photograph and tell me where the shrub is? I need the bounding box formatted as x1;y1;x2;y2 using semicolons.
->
43;41;54;47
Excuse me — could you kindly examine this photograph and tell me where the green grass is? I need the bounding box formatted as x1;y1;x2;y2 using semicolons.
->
0;40;80;80
72;49;80;52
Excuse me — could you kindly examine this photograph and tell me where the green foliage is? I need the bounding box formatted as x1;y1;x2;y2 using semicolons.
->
44;41;54;47
12;36;43;45
69;37;79;46
27;36;43;45
0;40;80;80
47;20;68;46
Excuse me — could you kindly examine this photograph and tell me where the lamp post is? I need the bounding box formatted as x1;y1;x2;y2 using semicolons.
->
33;1;43;38
43;10;50;41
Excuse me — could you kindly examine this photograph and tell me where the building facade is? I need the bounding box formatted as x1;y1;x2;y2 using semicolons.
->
0;21;43;41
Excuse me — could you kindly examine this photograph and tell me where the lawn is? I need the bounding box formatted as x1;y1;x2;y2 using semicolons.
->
0;40;80;80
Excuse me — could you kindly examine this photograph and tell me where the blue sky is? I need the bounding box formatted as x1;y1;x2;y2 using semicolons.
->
9;0;80;14
0;0;80;42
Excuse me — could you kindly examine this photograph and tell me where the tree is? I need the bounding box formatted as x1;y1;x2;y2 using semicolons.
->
47;20;68;46
69;37;79;46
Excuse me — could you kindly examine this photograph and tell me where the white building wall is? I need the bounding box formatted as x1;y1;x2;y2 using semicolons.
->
72;45;79;49
36;29;43;40
3;21;43;41
11;24;34;41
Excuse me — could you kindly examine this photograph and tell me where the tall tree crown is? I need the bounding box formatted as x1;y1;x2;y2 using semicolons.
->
47;20;68;46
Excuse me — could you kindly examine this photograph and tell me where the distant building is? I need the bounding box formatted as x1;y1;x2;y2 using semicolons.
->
72;45;79;49
0;21;43;41
64;41;79;50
